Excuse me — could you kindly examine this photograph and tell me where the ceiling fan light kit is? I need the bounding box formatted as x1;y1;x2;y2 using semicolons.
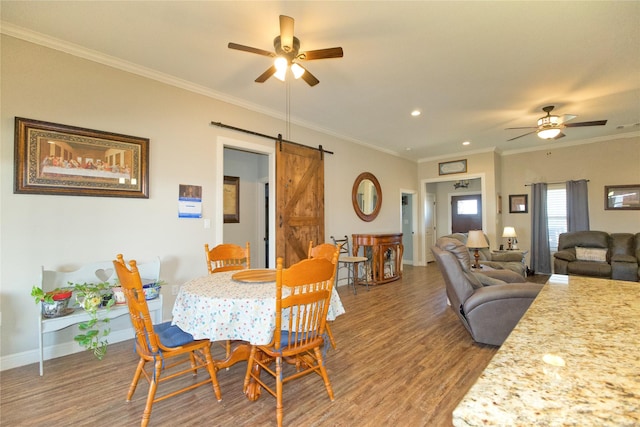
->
506;105;607;142
228;15;343;86
537;127;562;140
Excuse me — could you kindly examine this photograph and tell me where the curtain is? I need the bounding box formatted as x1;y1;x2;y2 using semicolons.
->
566;179;590;232
531;183;551;274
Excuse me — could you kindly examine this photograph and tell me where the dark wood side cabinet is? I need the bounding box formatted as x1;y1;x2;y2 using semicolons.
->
352;233;404;285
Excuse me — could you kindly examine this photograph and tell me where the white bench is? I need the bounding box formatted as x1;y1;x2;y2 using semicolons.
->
38;258;162;375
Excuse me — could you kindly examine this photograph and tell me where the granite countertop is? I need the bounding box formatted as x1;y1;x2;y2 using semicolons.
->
453;274;640;426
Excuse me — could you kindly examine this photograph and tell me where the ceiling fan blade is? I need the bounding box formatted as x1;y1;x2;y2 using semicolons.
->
279;15;294;50
228;42;274;57
507;131;536;141
554;132;566;139
300;47;344;61
564;120;608;127
297;64;319;86
255;65;276;83
505;126;537;130
559;114;577;124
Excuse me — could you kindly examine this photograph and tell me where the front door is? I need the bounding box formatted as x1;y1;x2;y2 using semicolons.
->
451;194;482;233
275;141;325;266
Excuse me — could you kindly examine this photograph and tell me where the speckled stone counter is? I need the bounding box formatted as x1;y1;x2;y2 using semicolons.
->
453;274;640;426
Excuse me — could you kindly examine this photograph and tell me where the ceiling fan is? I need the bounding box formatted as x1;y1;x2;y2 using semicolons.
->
506;106;607;141
228;15;343;87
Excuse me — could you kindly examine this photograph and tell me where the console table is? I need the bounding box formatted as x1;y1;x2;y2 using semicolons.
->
352;233;403;285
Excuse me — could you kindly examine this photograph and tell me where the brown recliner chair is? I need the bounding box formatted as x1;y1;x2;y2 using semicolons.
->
432;237;543;346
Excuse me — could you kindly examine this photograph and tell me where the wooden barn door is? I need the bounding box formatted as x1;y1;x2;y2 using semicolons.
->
276;141;325;266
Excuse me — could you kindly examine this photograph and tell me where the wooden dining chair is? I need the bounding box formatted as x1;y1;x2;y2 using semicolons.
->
243;256;337;427
205;242;251;357
307;241;340;349
204;242;250;273
113;254;221;427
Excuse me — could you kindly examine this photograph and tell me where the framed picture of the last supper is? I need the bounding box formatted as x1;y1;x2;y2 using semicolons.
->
14;117;149;198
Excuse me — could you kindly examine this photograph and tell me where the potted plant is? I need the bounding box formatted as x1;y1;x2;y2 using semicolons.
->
72;281;114;360
31;286;73;318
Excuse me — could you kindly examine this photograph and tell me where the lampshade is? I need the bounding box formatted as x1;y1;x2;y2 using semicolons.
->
290;63;305;79
502;226;517;238
274;57;288;81
537;127;561;139
467;230;489;249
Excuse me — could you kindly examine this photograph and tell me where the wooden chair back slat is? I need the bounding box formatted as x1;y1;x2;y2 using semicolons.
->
272;255;337;350
113;254;161;357
204;242;250;273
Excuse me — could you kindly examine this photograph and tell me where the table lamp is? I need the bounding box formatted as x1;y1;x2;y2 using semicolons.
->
502;226;517;250
467;230;489;269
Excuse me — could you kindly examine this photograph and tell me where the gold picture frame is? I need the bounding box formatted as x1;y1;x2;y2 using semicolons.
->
14;117;149;198
223;176;240;223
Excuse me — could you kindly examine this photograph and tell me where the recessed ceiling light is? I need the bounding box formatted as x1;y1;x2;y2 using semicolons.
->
411;110;421;117
462;141;471;146
405;147;412;151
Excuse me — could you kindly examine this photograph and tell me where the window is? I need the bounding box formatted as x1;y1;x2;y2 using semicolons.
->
547;184;567;251
456;199;478;215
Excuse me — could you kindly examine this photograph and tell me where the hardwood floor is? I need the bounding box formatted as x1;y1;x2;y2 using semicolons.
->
1;264;545;426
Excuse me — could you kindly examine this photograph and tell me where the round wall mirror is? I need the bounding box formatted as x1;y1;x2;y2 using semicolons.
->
352;172;382;222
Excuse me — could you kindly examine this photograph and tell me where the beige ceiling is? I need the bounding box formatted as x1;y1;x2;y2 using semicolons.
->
2;1;639;161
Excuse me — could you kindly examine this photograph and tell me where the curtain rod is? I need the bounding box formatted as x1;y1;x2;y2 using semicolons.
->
210;121;333;155
524;179;590;187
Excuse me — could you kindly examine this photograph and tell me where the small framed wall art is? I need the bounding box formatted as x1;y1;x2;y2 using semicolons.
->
223;176;240;223
438;159;467;175
605;184;640;210
509;194;528;213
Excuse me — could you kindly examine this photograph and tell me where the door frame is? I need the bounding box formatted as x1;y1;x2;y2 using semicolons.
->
216;135;276;268
418;173;486;266
399;189;417;265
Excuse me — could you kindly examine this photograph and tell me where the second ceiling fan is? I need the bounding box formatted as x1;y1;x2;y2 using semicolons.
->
228;15;343;87
506;105;607;141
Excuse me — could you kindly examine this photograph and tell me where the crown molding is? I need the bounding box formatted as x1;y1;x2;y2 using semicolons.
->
1;21;403;160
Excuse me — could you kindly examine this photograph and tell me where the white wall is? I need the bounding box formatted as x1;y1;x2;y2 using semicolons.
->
0;36;418;368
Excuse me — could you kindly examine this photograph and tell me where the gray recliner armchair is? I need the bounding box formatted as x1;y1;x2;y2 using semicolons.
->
432;237;543;346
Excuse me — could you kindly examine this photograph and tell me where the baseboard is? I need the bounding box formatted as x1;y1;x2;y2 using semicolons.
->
0;327;136;372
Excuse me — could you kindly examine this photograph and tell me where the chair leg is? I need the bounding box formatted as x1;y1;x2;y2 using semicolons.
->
275;356;284;427
325;323;337;349
348;263;357;295
364;260;371;292
141;360;162;427
202;347;222;401
127;358;146;401
313;347;335;401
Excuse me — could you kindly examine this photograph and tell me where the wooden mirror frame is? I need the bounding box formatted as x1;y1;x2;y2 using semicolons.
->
352;172;382;222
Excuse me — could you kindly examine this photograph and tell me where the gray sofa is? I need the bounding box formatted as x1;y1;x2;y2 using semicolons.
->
553;231;639;282
432;237;542;346
444;232;526;277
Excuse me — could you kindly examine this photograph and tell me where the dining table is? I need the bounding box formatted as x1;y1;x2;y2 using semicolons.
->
171;268;346;400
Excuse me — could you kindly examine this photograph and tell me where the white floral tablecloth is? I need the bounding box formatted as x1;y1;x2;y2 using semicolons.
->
171;270;345;345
